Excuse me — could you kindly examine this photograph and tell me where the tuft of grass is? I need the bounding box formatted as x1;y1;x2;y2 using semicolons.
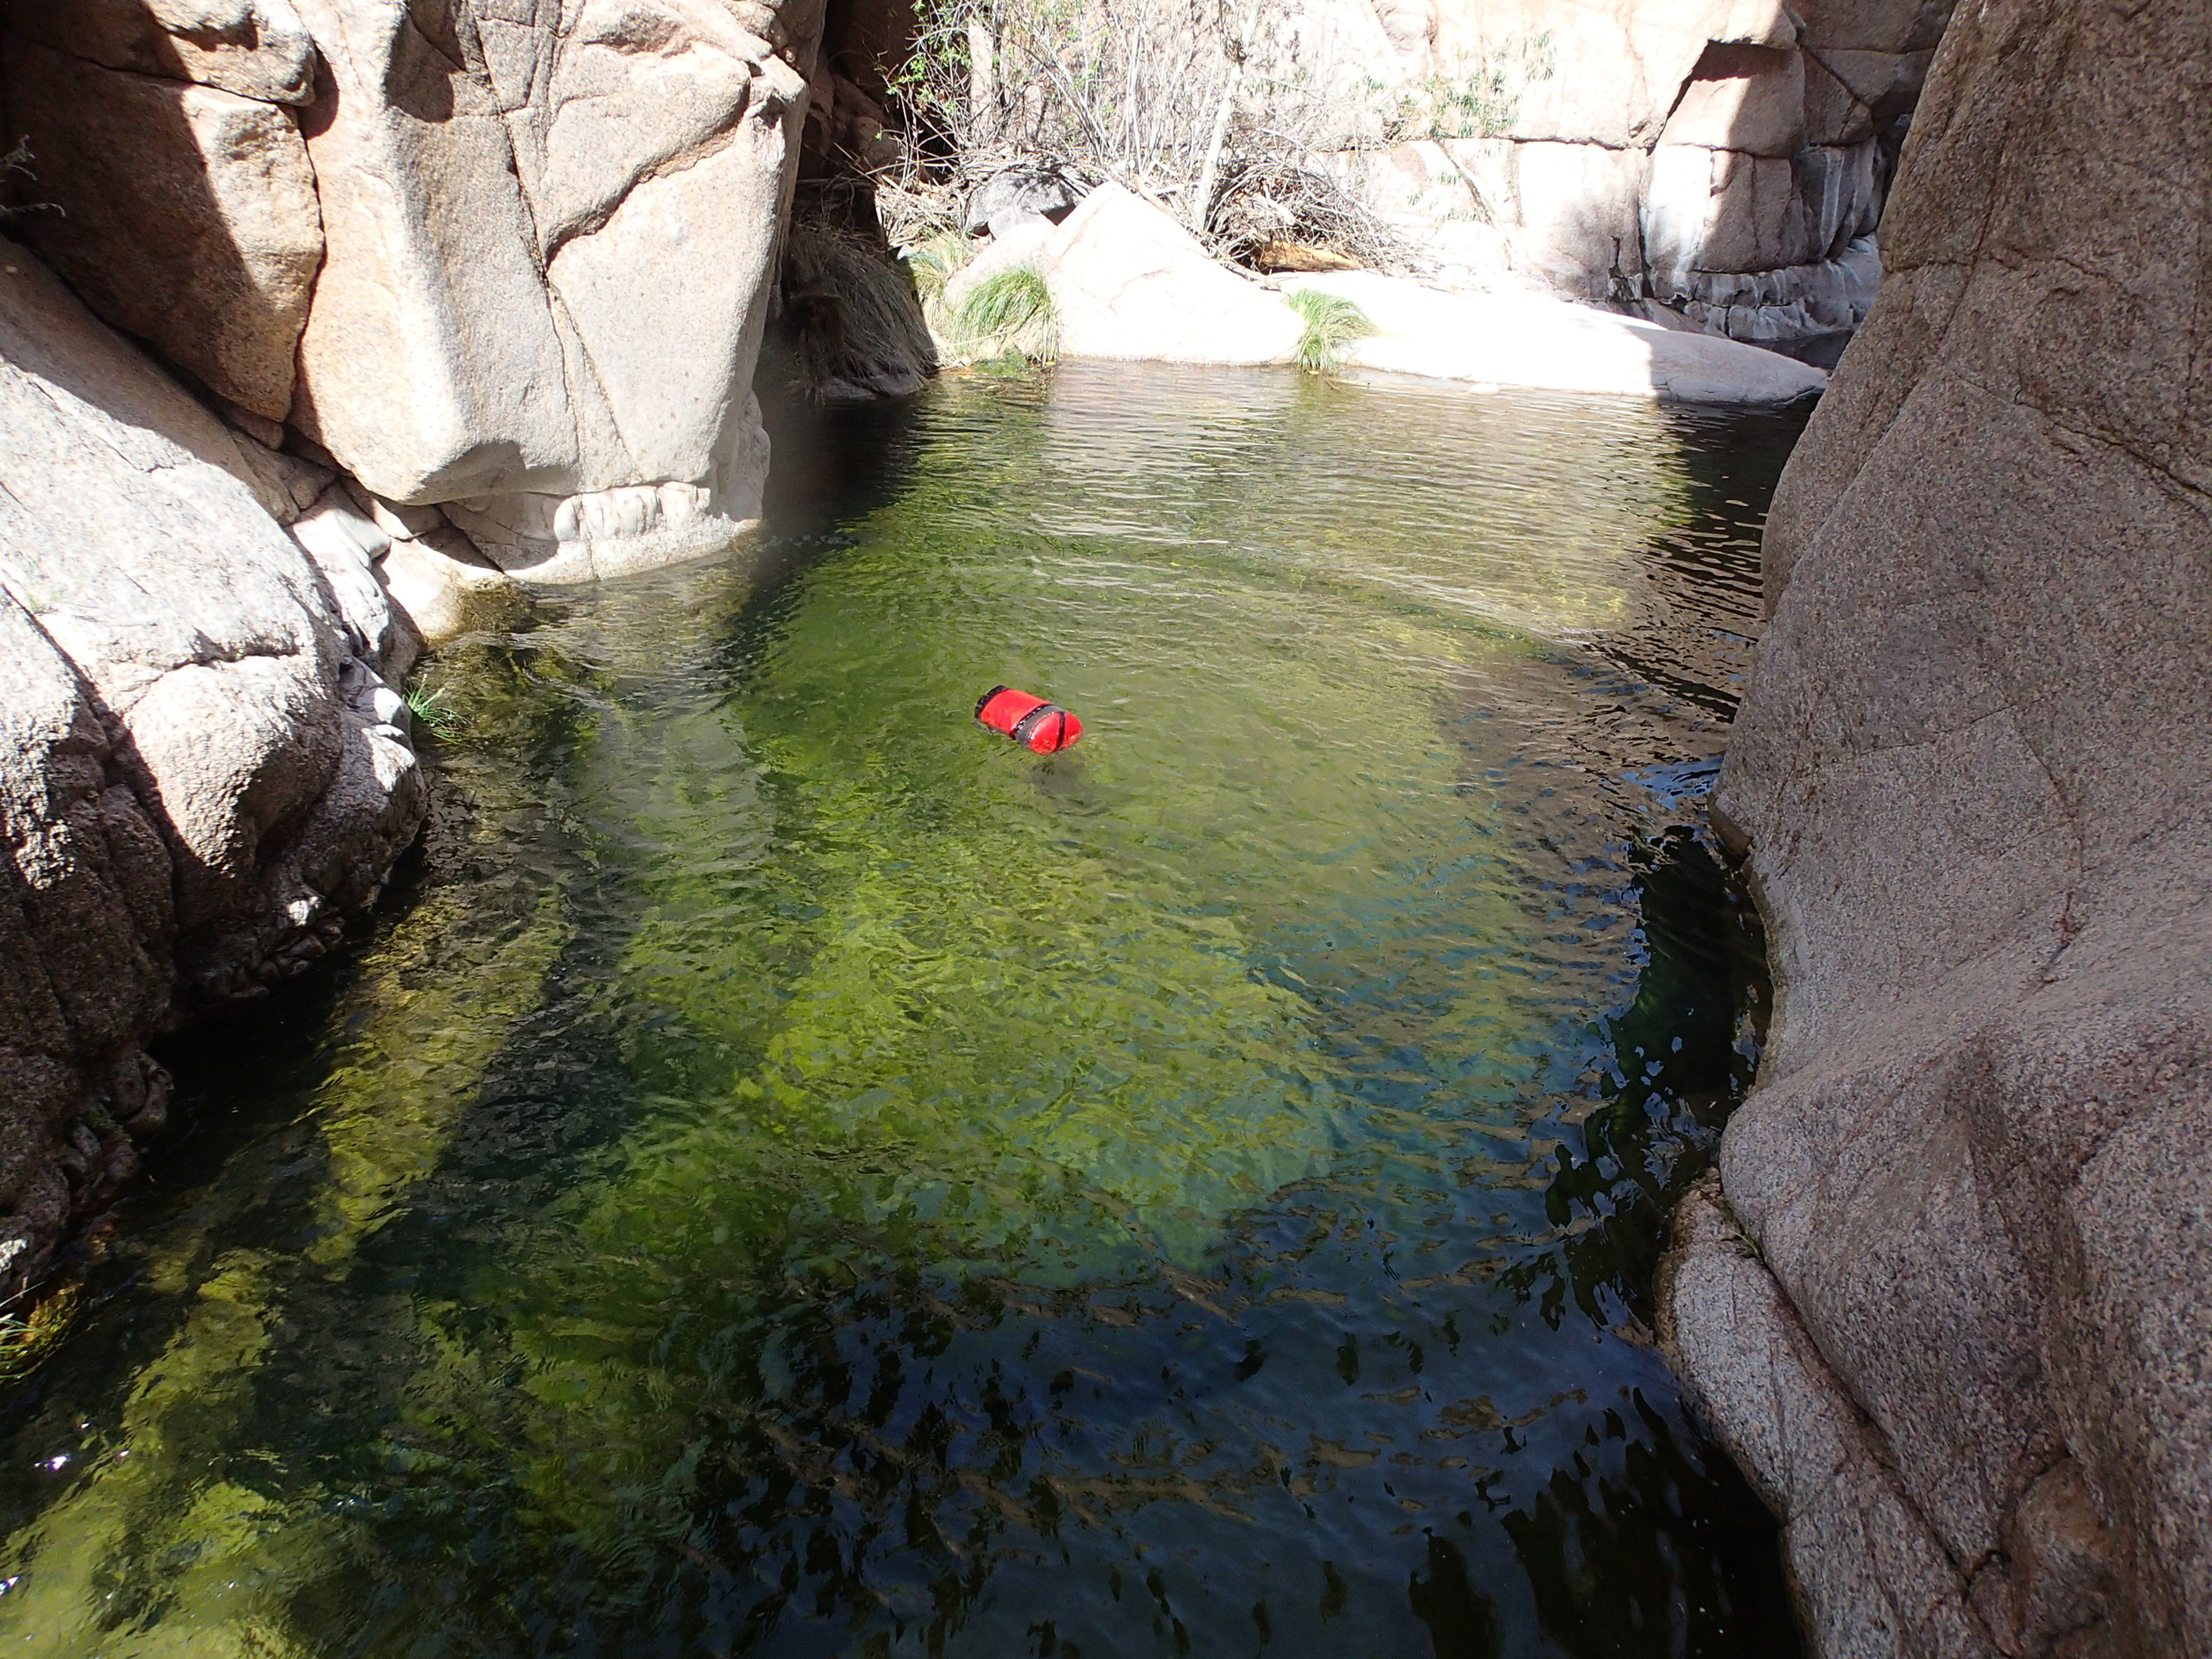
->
1284;288;1376;374
0;1281;80;1384
404;681;462;740
902;227;974;310
951;265;1056;366
783;216;938;398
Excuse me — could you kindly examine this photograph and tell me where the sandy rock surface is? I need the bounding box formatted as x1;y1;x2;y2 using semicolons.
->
1284;270;1827;403
953;187;1823;400
0;253;424;1306
1664;0;2212;1651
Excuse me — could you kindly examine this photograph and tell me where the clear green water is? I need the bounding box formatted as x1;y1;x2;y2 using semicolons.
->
0;365;1808;1657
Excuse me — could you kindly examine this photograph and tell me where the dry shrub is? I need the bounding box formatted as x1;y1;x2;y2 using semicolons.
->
1209;149;1399;269
878;0;1408;266
872;174;968;252
779;212;939;399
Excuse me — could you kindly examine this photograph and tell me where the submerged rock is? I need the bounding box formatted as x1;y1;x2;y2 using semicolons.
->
0;252;425;1305
1663;0;2212;1652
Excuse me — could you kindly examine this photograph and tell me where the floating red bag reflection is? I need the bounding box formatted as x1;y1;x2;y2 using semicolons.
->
974;686;1083;753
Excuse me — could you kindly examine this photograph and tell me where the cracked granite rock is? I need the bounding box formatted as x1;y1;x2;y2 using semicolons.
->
1317;0;1955;343
1;31;324;422
1664;1;2212;1653
0;252;425;1306
282;0;813;579
0;0;825;596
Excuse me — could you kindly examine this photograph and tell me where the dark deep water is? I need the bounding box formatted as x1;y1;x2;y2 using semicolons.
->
0;365;1810;1658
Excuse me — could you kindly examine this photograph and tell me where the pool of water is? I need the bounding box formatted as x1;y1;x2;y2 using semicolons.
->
0;365;1809;1658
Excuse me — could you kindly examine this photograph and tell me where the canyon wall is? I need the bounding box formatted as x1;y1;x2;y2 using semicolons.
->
0;0;829;1306
1661;1;2211;1654
0;0;824;594
1289;0;1953;348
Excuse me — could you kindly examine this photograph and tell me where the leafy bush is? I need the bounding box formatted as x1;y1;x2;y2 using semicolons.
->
1365;35;1557;142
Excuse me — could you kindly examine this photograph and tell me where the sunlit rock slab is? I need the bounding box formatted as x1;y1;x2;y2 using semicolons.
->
946;181;1305;367
1284;271;1828;403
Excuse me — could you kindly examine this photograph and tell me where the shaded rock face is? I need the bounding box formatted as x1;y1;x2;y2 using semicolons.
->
0;253;425;1305
963;165;1085;239
1312;0;1951;344
0;35;323;423
0;0;824;588
1663;1;2211;1653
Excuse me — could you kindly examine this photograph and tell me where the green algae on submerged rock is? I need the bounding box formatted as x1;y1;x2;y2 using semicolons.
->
0;367;1806;1658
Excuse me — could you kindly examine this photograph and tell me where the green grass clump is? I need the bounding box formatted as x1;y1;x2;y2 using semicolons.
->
403;680;461;740
902;227;974;310
951;265;1056;365
0;1282;78;1384
1285;288;1376;373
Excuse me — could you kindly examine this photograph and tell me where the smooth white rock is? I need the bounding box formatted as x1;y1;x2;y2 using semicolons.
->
1033;183;1306;367
1282;271;1827;403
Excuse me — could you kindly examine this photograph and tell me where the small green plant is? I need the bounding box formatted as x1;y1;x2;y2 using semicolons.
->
0;571;54;613
404;681;462;740
1716;1190;1766;1263
902;227;975;309
1370;34;1556;142
951;265;1056;365
1284;288;1374;373
0;1281;79;1384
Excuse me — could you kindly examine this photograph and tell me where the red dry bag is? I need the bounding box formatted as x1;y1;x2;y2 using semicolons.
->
974;685;1083;753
